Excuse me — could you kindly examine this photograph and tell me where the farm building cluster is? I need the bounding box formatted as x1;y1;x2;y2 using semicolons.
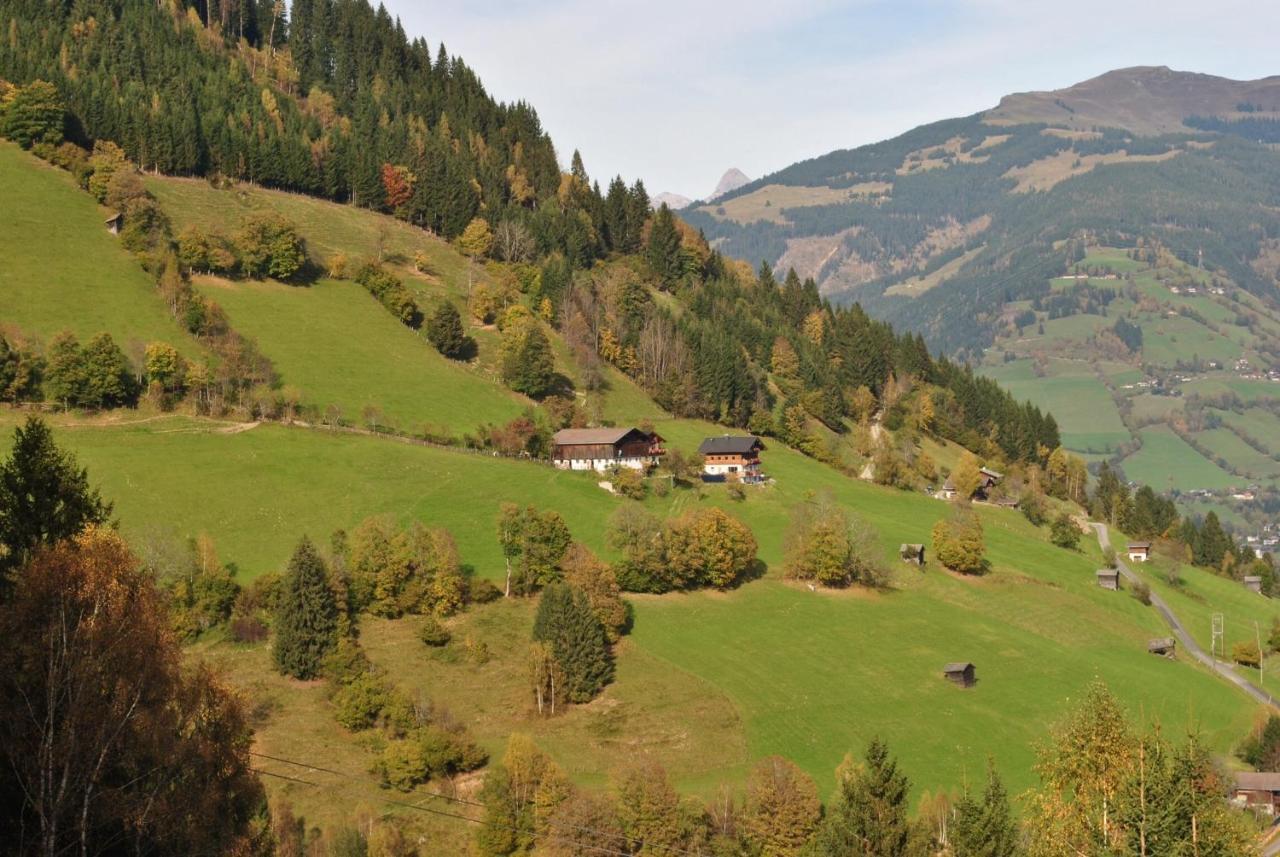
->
551;428;768;483
937;467;1002;501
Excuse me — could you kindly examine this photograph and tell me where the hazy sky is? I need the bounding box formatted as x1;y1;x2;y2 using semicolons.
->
383;1;1280;199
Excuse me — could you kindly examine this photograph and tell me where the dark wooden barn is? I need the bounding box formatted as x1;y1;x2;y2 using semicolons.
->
942;662;975;688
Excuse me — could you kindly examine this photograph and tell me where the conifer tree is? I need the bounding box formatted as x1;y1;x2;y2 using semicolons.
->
500;320;557;399
0;417;111;586
273;536;338;679
951;760;1020;857
531;582;613;703
814;738;912;856
646;203;682;288
426;302;471;359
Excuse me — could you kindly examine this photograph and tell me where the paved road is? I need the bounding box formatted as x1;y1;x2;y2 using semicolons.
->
1091;523;1279;710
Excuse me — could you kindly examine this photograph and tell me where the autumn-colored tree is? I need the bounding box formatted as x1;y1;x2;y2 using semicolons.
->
614;760;698;856
741;756;822;856
458;216;494;260
664;506;758;589
474;735;570;856
541;791;624;857
561;542;627;641
87;139;131;203
932;507;987;575
379;163;415;209
950;451;983;501
0;529;267;854
784;497;887;588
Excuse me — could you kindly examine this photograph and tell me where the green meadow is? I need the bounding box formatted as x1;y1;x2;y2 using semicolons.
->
984;359;1130;453
1121;425;1241;492
193;276;526;436
0;144;200;354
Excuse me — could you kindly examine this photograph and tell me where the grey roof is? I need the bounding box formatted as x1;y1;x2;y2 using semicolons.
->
1244;576;1263;583
698;435;763;455
941;477;956;491
1097;569;1119;577
980;467;1003;479
1128;541;1152;550
1236;772;1280;792
942;662;973;673
900;543;925;551
1148;637;1175;650
553;427;637;446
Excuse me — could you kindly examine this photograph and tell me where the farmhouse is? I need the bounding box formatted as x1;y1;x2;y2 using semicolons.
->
976;467;1002;499
1127;542;1152;563
1244;575;1264;595
104;212;124;235
1233;772;1280;814
698;435;766;483
551;427;665;472
900;544;926;565
1148;637;1176;657
942;662;975;688
1096;569;1120;591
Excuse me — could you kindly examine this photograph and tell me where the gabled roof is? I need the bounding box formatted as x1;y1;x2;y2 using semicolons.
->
942;662;973;673
941;477;956;491
1127;541;1152;550
979;467;1002;480
1096;568;1119;577
1244;575;1263;583
1236;772;1280;792
698;435;764;455
553;427;660;446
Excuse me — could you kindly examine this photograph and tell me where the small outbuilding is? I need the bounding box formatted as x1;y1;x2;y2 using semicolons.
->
1096;569;1120;591
899;544;926;565
104;212;124;235
1244;575;1264;595
938;477;958;501
1127;542;1152;563
1233;772;1280;815
942;662;976;688
1148;637;1176;658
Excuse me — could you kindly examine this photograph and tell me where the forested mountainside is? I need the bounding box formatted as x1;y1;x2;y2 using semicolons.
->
684;67;1280;359
1;0;562;238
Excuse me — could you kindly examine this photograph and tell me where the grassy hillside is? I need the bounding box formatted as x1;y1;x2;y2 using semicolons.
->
16;412;1262;807
0;144;200;355
194;276;526;436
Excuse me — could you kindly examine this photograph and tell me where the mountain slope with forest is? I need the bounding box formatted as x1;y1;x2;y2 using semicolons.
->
686;66;1280;359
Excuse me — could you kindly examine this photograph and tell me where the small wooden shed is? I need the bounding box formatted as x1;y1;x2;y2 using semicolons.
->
104;212;124;235
1244;575;1264;595
1096;569;1120;591
899;544;926;565
942;662;975;688
1148;637;1176;658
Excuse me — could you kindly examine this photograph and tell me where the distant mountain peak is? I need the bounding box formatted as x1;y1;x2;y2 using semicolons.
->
652;191;693;210
985;66;1280;134
709;168;750;200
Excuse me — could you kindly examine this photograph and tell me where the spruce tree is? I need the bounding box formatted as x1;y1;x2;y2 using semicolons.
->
501;322;556;399
273;536;339;679
951;761;1019;857
531;583;613;703
645;203;682;288
0;417;112;587
815;738;911;856
426;302;470;359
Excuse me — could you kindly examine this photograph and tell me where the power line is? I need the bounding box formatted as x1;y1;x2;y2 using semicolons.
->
250;750;710;857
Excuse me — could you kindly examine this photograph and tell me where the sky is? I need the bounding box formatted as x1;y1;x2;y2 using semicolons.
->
383;1;1280;199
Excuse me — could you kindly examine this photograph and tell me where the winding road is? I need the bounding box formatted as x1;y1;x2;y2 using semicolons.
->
1091;522;1278;710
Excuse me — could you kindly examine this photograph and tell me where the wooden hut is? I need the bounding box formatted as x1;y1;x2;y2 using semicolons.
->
1096;569;1120;591
1244;575;1264;595
942;662;975;688
1127;542;1152;563
899;544;926;565
1148;637;1176;658
1233;772;1280;815
104;212;124;235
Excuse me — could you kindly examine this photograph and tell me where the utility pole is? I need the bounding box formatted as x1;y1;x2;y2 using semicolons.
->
1257;620;1265;685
